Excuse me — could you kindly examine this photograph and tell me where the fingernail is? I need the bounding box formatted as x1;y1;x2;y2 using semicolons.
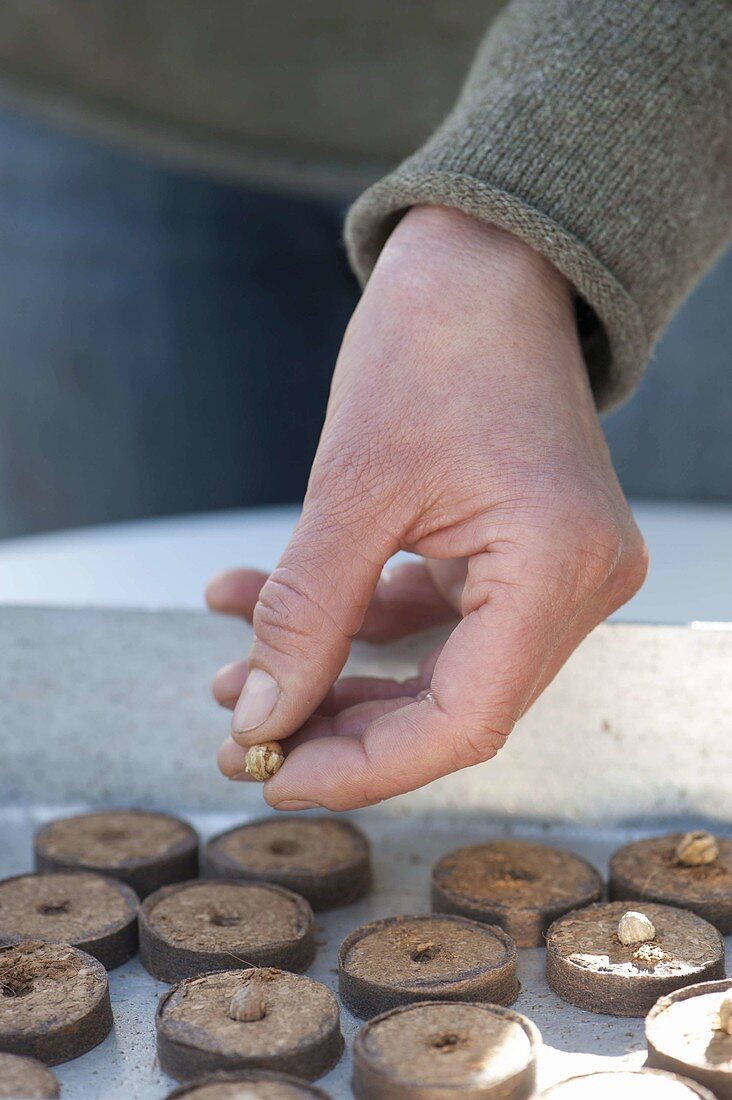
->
273;800;321;811
232;668;280;733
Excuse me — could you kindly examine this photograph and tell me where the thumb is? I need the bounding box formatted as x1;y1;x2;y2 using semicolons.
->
230;503;396;747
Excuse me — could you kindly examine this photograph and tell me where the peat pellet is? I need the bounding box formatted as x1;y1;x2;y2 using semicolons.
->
205;817;371;911
156;967;343;1082
0;941;112;1065
34;810;198;899
539;1069;716;1098
645;978;732;1100
431;840;603;947
140;880;315;983
352;1001;539;1100
164;1068;331;1098
610;834;732;934
0;1053;60;1098
338;914;519;1021
545;901;725;1017
0;872;138;970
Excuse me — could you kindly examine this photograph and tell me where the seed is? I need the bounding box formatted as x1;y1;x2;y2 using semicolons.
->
618;911;656;946
632;942;666;968
229;984;266;1022
675;831;719;866
718;993;732;1035
245;742;285;781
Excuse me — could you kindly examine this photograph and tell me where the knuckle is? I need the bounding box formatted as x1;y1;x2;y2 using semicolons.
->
252;569;325;658
629;535;651;588
523;502;624;603
496;495;633;606
609;531;650;605
307;419;418;526
310;432;384;505
561;507;649;608
454;720;510;770
567;512;625;591
433;689;513;771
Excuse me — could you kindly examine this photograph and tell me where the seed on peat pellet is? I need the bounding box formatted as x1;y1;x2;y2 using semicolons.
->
675;830;719;866
617;911;656;946
718;992;732;1035
245;742;285;781
632;942;666;968
229;984;267;1021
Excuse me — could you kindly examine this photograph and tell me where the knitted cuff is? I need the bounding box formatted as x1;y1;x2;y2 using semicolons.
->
345;0;732;410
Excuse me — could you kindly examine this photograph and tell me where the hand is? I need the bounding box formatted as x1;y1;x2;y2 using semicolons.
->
207;206;648;811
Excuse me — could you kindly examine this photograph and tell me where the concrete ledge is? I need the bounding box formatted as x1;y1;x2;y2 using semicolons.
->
2;605;729;821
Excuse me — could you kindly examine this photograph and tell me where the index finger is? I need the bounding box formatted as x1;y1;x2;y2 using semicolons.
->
262;526;631;810
262;575;553;809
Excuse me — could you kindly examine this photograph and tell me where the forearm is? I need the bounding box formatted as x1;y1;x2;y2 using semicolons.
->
346;0;732;410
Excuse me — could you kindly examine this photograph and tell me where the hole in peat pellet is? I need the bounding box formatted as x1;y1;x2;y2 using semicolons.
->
1;946;81;1000
268;840;299;857
494;868;536;885
0;974;32;998
431;1032;462;1053
37;901;71;916
411;941;441;962
95;828;127;844
209;911;240;928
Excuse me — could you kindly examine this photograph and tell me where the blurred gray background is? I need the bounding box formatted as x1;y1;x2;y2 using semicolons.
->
0;105;729;539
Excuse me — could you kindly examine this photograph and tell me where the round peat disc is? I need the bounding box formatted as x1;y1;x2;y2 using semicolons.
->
431;840;603;947
140;879;315;983
338;914;519;1021
610;835;732;934
0;1053;60;1098
165;1068;331;1098
645;978;732;1100
546;901;725;1017
0;872;138;970
0;941;112;1065
540;1069;716;1098
156;967;343;1082
34;810;199;899
352;1001;539;1100
205;817;371;911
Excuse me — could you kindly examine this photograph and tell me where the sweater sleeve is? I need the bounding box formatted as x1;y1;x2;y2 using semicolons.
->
344;0;732;410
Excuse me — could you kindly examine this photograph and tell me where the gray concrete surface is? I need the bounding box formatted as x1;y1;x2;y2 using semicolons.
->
2;605;731;821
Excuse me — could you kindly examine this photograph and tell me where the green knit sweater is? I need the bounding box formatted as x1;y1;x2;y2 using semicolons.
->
0;1;728;407
346;0;732;409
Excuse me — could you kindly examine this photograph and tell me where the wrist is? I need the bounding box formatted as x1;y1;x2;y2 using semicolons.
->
373;204;574;329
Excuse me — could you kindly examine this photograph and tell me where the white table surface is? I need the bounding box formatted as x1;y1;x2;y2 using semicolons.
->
0;500;731;624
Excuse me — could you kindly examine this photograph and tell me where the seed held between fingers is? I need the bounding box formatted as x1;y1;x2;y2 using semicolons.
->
245;741;285;781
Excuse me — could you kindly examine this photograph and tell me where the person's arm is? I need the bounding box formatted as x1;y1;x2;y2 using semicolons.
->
209;208;647;809
347;0;732;410
207;0;730;810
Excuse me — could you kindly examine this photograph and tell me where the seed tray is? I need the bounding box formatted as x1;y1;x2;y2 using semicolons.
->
1;606;729;1097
